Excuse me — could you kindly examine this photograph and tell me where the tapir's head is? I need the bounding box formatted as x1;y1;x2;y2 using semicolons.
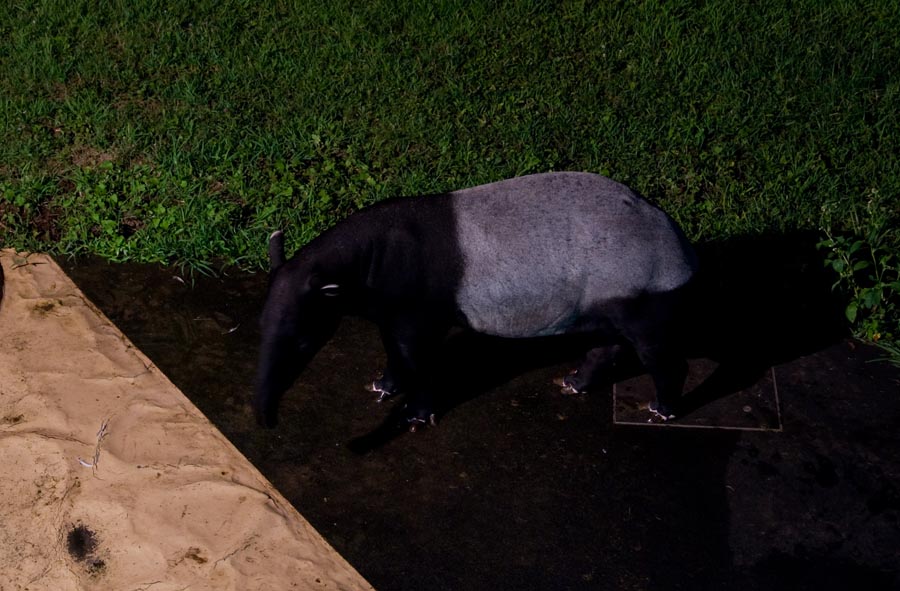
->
253;231;344;428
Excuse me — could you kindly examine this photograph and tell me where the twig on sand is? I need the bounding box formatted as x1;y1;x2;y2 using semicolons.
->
11;252;46;270
77;418;110;475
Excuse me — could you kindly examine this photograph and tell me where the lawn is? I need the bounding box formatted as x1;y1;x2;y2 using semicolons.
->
1;0;898;343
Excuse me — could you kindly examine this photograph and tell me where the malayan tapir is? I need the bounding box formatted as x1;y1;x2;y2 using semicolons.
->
254;172;698;431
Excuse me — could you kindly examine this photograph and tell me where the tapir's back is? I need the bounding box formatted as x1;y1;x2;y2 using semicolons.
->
450;172;697;337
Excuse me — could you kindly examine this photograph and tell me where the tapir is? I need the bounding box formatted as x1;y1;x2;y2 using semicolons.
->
254;172;698;430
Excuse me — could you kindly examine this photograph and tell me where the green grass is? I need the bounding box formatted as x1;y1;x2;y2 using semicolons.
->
1;0;899;346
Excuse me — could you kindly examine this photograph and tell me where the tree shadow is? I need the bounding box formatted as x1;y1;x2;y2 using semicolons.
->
350;231;847;452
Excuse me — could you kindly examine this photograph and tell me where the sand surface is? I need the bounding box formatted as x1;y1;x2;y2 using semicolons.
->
0;250;373;591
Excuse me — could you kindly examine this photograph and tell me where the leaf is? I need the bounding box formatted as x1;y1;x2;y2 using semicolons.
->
862;287;882;309
845;301;858;323
852;260;870;272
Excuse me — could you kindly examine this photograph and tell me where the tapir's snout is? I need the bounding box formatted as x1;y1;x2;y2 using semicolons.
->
253;393;280;429
253;336;320;430
254;368;297;429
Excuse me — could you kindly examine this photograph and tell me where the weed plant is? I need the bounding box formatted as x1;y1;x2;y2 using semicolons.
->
1;0;898;349
819;191;900;363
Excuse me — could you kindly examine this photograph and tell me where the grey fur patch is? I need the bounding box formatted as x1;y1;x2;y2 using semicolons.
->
451;172;696;338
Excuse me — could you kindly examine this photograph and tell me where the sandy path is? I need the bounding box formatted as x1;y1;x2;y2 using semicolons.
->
0;250;373;591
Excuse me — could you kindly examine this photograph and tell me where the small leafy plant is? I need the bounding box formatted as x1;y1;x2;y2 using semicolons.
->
819;189;900;365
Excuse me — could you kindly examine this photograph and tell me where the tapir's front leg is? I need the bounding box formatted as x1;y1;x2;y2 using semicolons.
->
367;323;423;402
376;316;445;431
367;327;402;401
367;369;399;402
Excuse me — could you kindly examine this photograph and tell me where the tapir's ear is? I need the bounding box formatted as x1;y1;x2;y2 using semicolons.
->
320;283;340;297
268;230;286;271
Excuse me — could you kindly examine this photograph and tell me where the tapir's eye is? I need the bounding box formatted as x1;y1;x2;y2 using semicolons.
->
320;284;340;297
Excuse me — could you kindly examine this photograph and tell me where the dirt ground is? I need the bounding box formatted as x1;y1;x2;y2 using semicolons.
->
60;233;900;591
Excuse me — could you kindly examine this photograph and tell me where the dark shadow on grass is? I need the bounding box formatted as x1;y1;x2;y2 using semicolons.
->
351;231;847;451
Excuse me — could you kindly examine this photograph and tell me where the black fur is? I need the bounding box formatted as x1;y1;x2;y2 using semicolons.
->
254;195;463;427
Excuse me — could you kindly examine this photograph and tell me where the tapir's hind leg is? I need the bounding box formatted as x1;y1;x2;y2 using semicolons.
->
629;340;688;420
617;294;689;420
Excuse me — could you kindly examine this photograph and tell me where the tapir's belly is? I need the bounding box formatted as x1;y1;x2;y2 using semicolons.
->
452;231;631;338
454;252;634;338
457;288;582;338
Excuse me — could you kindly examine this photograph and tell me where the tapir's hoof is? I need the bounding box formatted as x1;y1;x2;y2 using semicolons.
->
648;401;677;422
554;373;586;395
403;404;438;432
366;376;399;402
407;414;438;433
